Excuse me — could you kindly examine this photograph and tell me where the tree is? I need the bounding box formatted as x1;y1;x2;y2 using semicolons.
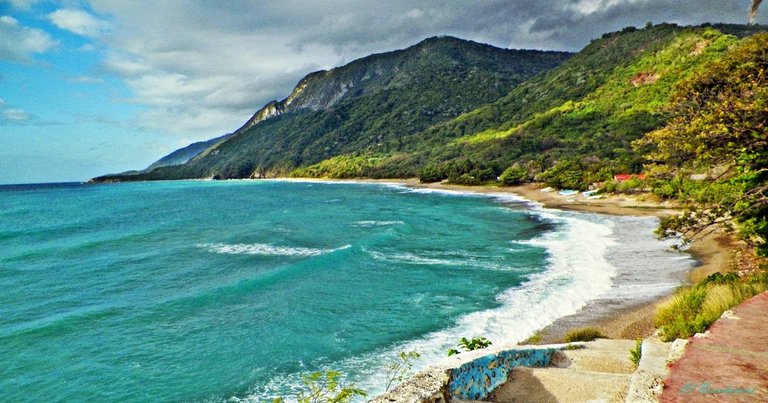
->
635;33;768;254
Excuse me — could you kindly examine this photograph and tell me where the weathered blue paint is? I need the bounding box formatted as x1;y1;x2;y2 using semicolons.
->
448;347;558;400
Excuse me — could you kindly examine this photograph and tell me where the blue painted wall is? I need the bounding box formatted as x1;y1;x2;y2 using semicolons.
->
448;348;558;400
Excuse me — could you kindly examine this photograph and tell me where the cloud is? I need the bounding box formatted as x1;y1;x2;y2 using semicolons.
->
48;8;110;37
3;108;29;122
0;15;56;62
67;75;104;84
79;0;757;143
3;0;40;10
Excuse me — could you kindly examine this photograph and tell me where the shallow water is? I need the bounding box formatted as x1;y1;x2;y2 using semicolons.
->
0;180;693;401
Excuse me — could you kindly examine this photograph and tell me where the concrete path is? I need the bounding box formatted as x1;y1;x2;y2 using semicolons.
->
486;339;636;402
660;291;768;402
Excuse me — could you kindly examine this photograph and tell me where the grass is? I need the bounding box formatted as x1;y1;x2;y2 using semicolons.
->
563;327;607;343
523;331;543;344
655;271;768;342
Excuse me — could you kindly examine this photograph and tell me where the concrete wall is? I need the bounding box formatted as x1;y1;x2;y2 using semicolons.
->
371;343;568;402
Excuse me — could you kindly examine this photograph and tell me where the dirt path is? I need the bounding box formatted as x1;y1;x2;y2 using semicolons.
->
661;291;768;402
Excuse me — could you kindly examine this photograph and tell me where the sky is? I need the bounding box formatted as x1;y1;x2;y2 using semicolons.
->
0;0;763;184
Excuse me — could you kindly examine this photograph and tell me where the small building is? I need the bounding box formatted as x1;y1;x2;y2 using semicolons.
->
613;173;647;182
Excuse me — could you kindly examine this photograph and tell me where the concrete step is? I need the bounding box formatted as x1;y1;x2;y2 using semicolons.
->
487;339;637;402
554;339;637;374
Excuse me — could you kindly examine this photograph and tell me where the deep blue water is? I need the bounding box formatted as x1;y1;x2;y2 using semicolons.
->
0;180;689;402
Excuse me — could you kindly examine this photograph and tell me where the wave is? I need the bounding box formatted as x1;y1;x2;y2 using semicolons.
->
198;243;351;257
350;220;405;228
367;250;509;271
234;186;693;401
240;208;620;400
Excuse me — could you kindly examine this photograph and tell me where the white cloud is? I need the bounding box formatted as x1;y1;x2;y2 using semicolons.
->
3;108;29;122
103;53;151;77
48;8;110;37
5;0;40;10
568;0;649;16
0;15;56;62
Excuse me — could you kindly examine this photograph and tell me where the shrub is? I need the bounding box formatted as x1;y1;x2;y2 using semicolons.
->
499;165;529;185
629;339;643;367
655;274;768;341
447;336;493;356
273;370;367;403
563;327;606;342
384;351;420;392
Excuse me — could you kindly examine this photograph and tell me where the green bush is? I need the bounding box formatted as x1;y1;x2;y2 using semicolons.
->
499;165;530;185
447;336;493;356
563;327;606;342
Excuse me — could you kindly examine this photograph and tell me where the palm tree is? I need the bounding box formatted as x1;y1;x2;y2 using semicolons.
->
750;0;763;24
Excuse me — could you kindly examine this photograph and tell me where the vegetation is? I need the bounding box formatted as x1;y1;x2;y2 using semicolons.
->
97;37;569;182
563;327;606;342
635;32;768;255
272;370;367;403
629;339;643;367
384;351;421;392
654;271;768;342
96;23;768;259
447;336;493;356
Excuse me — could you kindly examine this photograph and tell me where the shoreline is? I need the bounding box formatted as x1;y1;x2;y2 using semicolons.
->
315;178;733;344
417;181;733;343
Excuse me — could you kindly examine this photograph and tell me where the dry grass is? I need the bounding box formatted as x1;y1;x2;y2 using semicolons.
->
655;273;768;341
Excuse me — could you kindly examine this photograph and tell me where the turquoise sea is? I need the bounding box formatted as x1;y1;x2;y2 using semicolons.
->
0;180;692;402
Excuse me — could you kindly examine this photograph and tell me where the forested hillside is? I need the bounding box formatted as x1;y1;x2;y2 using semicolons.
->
95;36;570;181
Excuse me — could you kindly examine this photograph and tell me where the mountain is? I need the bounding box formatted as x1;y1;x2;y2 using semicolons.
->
93;36;571;181
94;24;766;184
144;133;233;171
366;23;768;184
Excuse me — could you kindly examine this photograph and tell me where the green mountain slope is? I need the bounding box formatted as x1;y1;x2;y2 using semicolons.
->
94;24;766;184
365;23;767;183
93;36;571;181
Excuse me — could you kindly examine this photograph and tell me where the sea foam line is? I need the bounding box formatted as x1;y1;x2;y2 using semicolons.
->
198;243;351;257
350;220;405;228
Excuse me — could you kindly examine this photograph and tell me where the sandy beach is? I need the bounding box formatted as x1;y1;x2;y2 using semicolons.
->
414;181;734;343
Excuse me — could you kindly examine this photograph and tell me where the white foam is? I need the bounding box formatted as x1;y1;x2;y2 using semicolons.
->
350;220;405;228
234;186;692;400
198;243;351;257
367;250;508;271
239;208;622;400
395;186;485;198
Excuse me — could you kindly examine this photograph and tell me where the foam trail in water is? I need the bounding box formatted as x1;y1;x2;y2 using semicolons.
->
198;243;350;257
350;221;405;228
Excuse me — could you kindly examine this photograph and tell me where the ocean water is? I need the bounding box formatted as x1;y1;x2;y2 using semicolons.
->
0;180;692;402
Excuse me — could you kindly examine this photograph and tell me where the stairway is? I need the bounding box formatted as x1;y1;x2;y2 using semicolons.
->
484;339;637;403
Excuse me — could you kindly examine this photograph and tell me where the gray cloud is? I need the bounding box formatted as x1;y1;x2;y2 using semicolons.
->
80;0;760;142
0;14;56;62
